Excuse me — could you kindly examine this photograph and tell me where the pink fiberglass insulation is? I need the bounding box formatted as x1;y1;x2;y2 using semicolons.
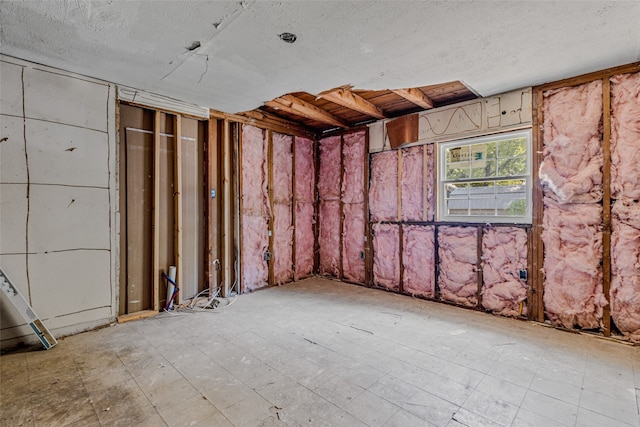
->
241;125;269;216
319;201;340;277
373;223;400;291
342;131;365;204
542;197;607;329
611;199;640;342
370;150;398;222
295;136;315;203
342;203;365;283
402;225;435;298
273;204;293;284
272;133;293;204
318;135;342;201
295;202;315;280
438;226;478;307
401;146;423;221
425;144;435;221
242;216;269;291
539;80;603;203
481;227;528;317
611;72;640;200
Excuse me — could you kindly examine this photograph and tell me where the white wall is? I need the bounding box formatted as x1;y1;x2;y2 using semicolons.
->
0;55;118;349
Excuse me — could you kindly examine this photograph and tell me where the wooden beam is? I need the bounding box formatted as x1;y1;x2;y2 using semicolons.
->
392;88;434;110
174;115;183;304
152;112;161;312
318;87;386;119
266;95;349;129
215;109;316;139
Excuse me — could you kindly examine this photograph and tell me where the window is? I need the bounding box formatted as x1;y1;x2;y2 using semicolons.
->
438;130;532;224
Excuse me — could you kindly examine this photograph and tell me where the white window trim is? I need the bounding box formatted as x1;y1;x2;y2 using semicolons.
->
437;129;532;224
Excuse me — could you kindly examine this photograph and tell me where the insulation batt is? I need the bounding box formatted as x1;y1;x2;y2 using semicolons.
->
540;80;603;203
294;136;315;280
295;137;315;203
401;146;423;221
342;131;365;204
369;150;399;221
438;226;478;307
402;225;435;298
542;197;606;329
611;199;640;342
373;224;400;291
241;125;269;216
426;144;435;221
481;228;528;317
342;203;365;283
295;203;315;280
610;72;640;200
319;201;341;277
272;133;293;284
318;136;341;200
241;216;269;292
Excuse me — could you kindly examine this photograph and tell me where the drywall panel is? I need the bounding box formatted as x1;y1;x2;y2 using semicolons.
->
542;197;606;330
0;116;27;183
611;199;640;342
0;60;23;116
319;201;340;277
481;227;528;317
610;72;640;200
368;121;385;153
23;68;109;132
28;185;110;253
438;226;478;307
401;145;423;221
540;80;603;203
369;150;398;222
0;184;27;254
29;250;111;324
402;225;435;298
372;223;400;291
342;203;365;283
25;118;109;188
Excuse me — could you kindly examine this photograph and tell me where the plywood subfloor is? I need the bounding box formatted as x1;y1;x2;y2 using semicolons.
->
1;277;639;426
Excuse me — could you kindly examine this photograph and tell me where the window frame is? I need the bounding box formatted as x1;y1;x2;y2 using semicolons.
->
437;129;532;224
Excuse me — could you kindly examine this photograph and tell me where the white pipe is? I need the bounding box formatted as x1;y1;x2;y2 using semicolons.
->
167;266;177;309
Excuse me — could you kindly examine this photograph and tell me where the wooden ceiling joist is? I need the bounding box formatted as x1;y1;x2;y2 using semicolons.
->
318;87;387;119
265;94;349;129
391;88;434;110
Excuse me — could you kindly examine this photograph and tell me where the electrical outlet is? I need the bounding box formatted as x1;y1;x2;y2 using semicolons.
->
519;270;527;280
360;251;365;260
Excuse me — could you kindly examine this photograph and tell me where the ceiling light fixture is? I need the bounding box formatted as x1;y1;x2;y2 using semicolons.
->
278;32;297;43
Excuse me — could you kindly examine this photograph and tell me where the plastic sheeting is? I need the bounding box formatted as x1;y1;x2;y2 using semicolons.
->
438;226;478;307
539;80;603;203
481;227;528;317
241;125;269;291
373;223;400;291
294;136;315;280
542;197;607;329
272;133;293;284
342;131;366;283
370;150;398;221
402;225;435;298
319;201;340;277
611;199;640;342
401;146;423;221
610;72;640;200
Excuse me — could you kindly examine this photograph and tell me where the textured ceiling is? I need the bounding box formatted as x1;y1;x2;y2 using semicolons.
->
1;1;639;113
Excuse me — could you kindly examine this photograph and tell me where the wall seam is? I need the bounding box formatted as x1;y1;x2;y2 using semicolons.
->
21;66;32;304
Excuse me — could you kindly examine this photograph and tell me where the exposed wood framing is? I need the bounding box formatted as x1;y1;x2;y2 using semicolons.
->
118;310;158;324
152;111;161;311
267;130;275;286
534;62;640;92
266;95;349;129
602;77;612;337
423;145;429;221
531;89;545;322
364;133;373;286
211;108;316;140
398;225;404;293
526;227;534;320
292;136;297;280
206;119;222;293
222;119;233;296
434;226;440;299
391;88;434;110
397;150;403;221
173;115;183;303
339;135;345;279
476;226;484;309
313;136;321;274
318;87;387;119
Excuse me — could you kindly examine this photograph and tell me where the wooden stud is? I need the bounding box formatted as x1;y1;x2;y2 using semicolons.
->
338;135;345;280
423;145;429;221
266;95;349;129
206;119;222;294
602;77;612;337
267;130;275;287
222;119;233;296
535;62;640;92
118;310;157;323
531;89;545;322
291;136;297;280
364;134;373;287
398;225;404;293
313;136;321;275
434;226;440;299
152;111;161;312
476;226;484;309
391;88;435;110
397;150;403;222
173;115;183;303
318;86;387;119
526;226;534;319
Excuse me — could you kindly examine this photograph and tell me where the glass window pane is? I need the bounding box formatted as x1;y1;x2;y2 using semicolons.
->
447;164;469;180
472;160;496;178
498;137;526;158
497;155;526;176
